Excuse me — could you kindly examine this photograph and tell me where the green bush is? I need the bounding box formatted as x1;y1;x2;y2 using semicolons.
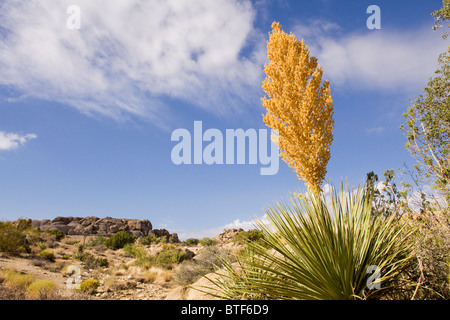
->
2;270;35;289
199;237;217;247
97;257;109;268
0;221;29;254
183;238;200;246
25;280;57;299
123;243;147;258
122;243;156;268
39;250;55;261
77;278;99;294
45;229;65;241
86;235;106;247
105;231;135;249
175;260;208;285
234;229;269;248
73;252;108;269
15;219;32;230
37;241;47;251
155;247;187;268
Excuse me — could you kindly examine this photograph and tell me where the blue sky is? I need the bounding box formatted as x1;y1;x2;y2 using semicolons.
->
0;0;447;239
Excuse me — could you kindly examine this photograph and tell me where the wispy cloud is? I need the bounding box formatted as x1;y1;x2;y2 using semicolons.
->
294;20;448;93
0;0;264;123
366;126;385;135
0;131;37;151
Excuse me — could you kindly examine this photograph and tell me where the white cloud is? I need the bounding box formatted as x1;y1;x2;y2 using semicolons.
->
294;20;448;93
0;0;264;123
175;215;268;241
366;126;385;135
0;131;37;151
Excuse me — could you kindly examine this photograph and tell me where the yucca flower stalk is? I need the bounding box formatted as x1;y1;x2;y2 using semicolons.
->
203;183;417;300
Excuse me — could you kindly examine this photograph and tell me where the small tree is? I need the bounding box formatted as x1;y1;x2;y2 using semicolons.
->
105;231;135;250
432;0;450;38
400;47;450;203
261;22;334;194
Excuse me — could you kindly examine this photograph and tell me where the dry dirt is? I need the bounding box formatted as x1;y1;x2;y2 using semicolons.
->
0;233;240;300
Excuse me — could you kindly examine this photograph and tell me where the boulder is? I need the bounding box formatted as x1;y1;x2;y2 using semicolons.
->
25;216;164;238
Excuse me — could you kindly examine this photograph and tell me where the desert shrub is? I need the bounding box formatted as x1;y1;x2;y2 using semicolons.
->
77;278;99;294
45;229;65;241
183;238;200;246
122;243;154;268
39;250;55;262
234;229;269;248
175;260;209;285
73;252;108;269
86;235;106;247
175;246;231;285
25;280;57;299
209;183;417;300
160;270;173;282
141;234;168;245
142;271;158;283
2;270;35;289
405;210;450;299
75;242;85;254
0;221;29;254
155;247;187;268
97;257;109;268
37;241;47;251
45;239;58;249
0;284;26;300
196;246;230;269
15;219;31;230
142;235;158;245
105;231;135;249
199;237;217;247
123;243;146;258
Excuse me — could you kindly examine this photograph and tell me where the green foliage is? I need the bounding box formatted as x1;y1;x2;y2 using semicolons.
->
37;241;47;251
400;47;450;199
207;183;416;300
77;278;99;294
141;234;168;245
199;237;217;247
96;257;109;268
39;250;55;261
45;229;65;241
15;219;32;230
183;238;200;246
155;246;187;268
73;251;108;269
25;280;57;299
2;270;35;289
123;243;147;259
0;221;29;254
104;231;135;249
432;0;450;38
234;229;269;248
86;235;106;247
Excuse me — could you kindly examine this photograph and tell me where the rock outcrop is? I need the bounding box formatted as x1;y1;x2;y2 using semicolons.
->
28;216;178;241
213;228;244;243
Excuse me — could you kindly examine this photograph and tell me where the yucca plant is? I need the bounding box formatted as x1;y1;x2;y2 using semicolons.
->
204;182;417;300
